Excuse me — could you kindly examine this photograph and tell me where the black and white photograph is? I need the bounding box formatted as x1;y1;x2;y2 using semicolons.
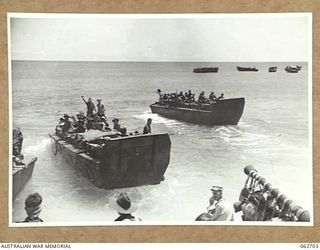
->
8;13;312;226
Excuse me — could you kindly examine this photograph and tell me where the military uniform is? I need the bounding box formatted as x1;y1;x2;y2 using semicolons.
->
97;102;106;118
143;124;151;134
209;198;234;221
86;101;96;116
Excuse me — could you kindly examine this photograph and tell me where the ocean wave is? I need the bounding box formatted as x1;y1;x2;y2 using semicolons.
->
134;111;272;148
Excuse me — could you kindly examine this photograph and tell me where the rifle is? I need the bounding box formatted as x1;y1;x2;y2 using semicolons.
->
234;165;310;222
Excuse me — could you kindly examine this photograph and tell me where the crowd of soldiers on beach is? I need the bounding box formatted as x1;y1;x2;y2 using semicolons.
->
55;96;152;139
156;89;225;105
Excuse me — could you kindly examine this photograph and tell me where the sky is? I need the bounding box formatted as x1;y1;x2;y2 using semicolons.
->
9;14;311;62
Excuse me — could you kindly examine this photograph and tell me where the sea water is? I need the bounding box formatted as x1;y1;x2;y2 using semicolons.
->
11;61;311;223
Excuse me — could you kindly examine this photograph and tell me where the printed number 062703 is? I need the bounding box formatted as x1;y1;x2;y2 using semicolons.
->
300;244;319;248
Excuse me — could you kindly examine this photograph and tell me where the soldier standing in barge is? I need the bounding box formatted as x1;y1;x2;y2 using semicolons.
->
209;91;217;101
81;96;96;117
112;118;121;131
96;98;106;119
143;118;152;134
13;128;23;156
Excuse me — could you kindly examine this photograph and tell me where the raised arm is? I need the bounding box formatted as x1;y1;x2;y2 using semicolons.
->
81;96;87;103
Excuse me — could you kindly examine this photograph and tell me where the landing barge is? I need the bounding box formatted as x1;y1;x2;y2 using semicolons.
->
12;127;38;200
49;130;171;189
13;158;37;200
193;67;219;73
150;98;245;126
236;66;258;72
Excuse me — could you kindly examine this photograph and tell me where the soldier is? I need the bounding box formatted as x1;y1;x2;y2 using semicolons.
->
112;118;121;132
177;91;185;102
12;128;24;165
13;128;23;156
184;92;188;102
76;111;86;123
187;90;192;99
61;114;73;133
143;118;152;134
163;93;169;102
156;89;163;103
110;192;142;221
100;116;110;131
72;120;86;133
21;193;43;223
207;185;234;221
96;98;106;119
81;96;96;117
209;91;217;101
218;93;225;100
198;91;206;103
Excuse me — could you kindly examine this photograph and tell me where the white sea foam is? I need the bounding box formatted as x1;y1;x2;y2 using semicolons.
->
133;111;182;126
23;138;51;155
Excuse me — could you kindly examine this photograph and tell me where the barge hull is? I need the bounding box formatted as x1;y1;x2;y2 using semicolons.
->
150;98;245;126
50;133;171;189
13;158;37;200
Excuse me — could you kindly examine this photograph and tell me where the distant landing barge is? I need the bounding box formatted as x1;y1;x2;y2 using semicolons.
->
285;66;302;73
268;67;277;72
193;67;219;73
236;66;258;72
150;98;245;126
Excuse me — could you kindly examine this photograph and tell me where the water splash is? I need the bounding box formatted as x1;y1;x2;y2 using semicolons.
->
133;111;182;126
23;138;51;155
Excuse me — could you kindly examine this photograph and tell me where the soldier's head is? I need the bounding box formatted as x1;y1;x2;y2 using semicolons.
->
88;97;92;102
112;118;119;124
211;185;223;201
25;193;42;218
147;118;152;125
97;122;104;130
